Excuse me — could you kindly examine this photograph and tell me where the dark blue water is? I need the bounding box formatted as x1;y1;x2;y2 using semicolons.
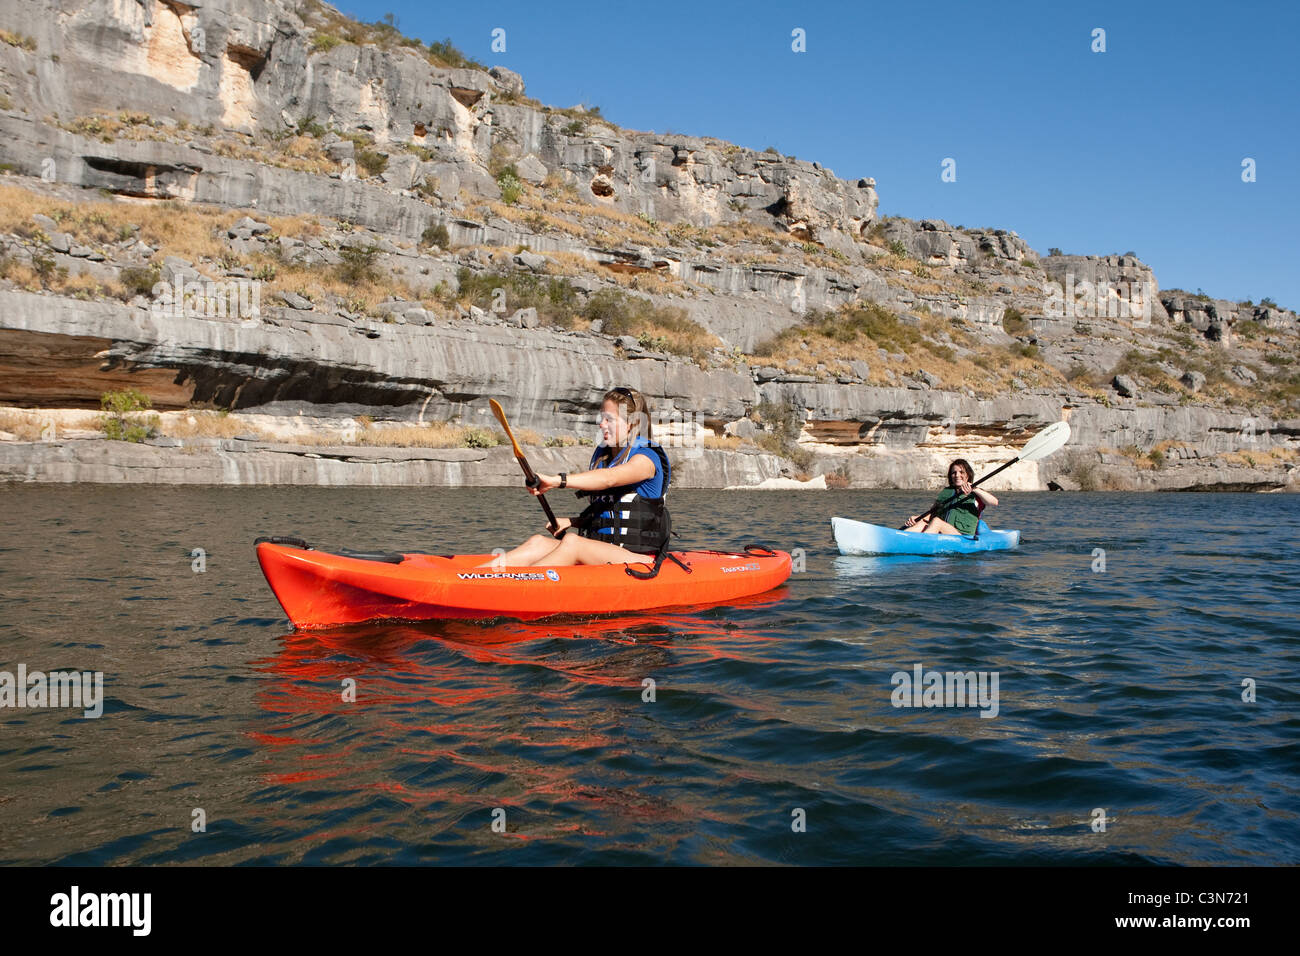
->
1;486;1296;865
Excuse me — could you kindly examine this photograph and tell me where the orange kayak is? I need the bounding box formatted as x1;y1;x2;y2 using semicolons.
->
256;538;793;628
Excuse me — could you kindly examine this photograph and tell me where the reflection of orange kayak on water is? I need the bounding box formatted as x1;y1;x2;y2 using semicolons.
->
256;538;793;629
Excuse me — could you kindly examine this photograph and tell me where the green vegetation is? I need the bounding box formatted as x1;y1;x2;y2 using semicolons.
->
582;288;716;359
461;427;501;448
99;389;158;443
1001;308;1029;335
453;271;715;357
455;268;579;327
297;114;329;138
754;397;813;471
310;34;342;54
1060;448;1099;491
119;263;162;298
337;245;382;284
421;223;450;249
754;302;923;357
355;146;388;178
300;1;486;68
1233;320;1263;340
497;168;523;205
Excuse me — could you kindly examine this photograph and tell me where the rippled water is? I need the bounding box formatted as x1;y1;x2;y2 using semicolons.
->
1;485;1296;865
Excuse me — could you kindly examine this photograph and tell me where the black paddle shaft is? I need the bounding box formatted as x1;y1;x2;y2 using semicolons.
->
517;457;560;531
914;456;1018;525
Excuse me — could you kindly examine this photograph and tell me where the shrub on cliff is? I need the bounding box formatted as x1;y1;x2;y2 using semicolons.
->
461;427;502;449
580;288;716;360
99;388;158;443
354;147;388;179
421;223;451;249
754;302;921;357
497;170;523;206
455;268;579;326
337;245;381;285
119;263;162;299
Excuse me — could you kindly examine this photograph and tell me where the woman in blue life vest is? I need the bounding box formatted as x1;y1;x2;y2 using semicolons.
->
486;386;673;567
903;458;998;535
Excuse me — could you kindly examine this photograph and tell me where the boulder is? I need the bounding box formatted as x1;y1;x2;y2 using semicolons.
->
1229;364;1258;385
725;417;757;439
513;250;547;271
1180;370;1207;392
510;307;540;329
324;140;354;164
1112;374;1138;398
515;154;548;184
279;291;314;311
228;217;271;239
489;66;526;96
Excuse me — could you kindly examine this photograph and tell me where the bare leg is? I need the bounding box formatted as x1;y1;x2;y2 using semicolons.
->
476;532;560;567
520;532;650;567
921;516;962;535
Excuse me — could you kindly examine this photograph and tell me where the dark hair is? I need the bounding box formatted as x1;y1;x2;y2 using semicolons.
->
597;387;653;465
948;459;974;486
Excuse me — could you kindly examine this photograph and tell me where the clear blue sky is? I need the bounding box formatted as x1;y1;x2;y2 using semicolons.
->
335;0;1299;309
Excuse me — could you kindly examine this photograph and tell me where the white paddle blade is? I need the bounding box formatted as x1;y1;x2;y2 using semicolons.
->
1019;421;1071;461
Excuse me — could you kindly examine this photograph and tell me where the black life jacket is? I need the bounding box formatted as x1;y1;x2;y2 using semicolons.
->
573;440;672;554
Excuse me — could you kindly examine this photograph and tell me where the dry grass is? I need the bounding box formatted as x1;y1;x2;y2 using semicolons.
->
0;255;123;298
0;408;50;440
601;267;687;296
703;434;742;450
0;182;448;318
349;422;476;447
160;412;264;439
542;250;598;276
1219;446;1297;467
212;134;337;176
748;300;1065;395
0;29;37;51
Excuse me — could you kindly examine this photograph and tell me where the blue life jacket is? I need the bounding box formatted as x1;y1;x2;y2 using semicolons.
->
573;438;672;553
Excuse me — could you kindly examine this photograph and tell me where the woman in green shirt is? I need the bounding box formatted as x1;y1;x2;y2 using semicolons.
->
903;459;998;535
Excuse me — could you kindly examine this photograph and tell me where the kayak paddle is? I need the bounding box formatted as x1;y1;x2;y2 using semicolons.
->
909;420;1072;528
489;398;559;532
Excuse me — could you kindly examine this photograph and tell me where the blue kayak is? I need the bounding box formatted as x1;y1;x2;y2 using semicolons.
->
831;516;1020;556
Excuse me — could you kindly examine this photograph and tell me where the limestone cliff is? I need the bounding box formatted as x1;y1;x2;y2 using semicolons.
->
0;0;1295;490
